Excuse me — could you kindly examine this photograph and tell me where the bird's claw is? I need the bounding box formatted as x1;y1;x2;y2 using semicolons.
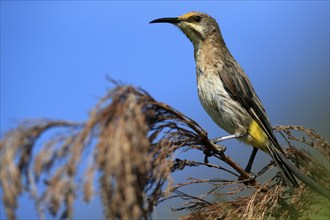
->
239;173;256;184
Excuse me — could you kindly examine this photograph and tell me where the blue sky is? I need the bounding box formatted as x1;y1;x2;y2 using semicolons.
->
1;1;329;219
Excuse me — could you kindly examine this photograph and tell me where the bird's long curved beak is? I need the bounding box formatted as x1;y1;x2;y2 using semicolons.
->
149;17;180;24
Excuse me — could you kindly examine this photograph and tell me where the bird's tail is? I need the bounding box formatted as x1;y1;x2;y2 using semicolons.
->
267;145;330;200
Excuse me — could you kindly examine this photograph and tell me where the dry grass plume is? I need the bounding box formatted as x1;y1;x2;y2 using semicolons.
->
1;82;329;219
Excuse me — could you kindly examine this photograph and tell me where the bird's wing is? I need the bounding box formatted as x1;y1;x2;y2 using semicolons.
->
219;60;330;197
219;61;299;186
218;61;282;152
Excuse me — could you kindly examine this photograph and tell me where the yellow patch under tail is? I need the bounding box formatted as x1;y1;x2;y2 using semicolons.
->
246;120;269;151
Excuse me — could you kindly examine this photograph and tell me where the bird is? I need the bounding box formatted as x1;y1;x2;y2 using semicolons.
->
150;11;329;199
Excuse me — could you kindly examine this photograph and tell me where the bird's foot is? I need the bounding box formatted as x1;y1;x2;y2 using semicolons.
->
239;172;257;185
203;144;226;163
203;150;213;163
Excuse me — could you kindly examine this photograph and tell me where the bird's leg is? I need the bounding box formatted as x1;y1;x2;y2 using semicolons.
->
212;133;257;171
238;147;258;183
209;133;245;159
212;133;258;181
245;147;258;173
212;133;246;144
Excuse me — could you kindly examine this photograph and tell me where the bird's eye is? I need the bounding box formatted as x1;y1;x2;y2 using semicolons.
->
194;15;202;22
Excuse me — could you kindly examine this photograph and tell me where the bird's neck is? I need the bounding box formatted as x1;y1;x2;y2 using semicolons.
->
194;35;230;61
194;36;229;76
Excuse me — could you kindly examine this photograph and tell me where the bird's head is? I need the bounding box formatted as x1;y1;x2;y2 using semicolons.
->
150;11;221;46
